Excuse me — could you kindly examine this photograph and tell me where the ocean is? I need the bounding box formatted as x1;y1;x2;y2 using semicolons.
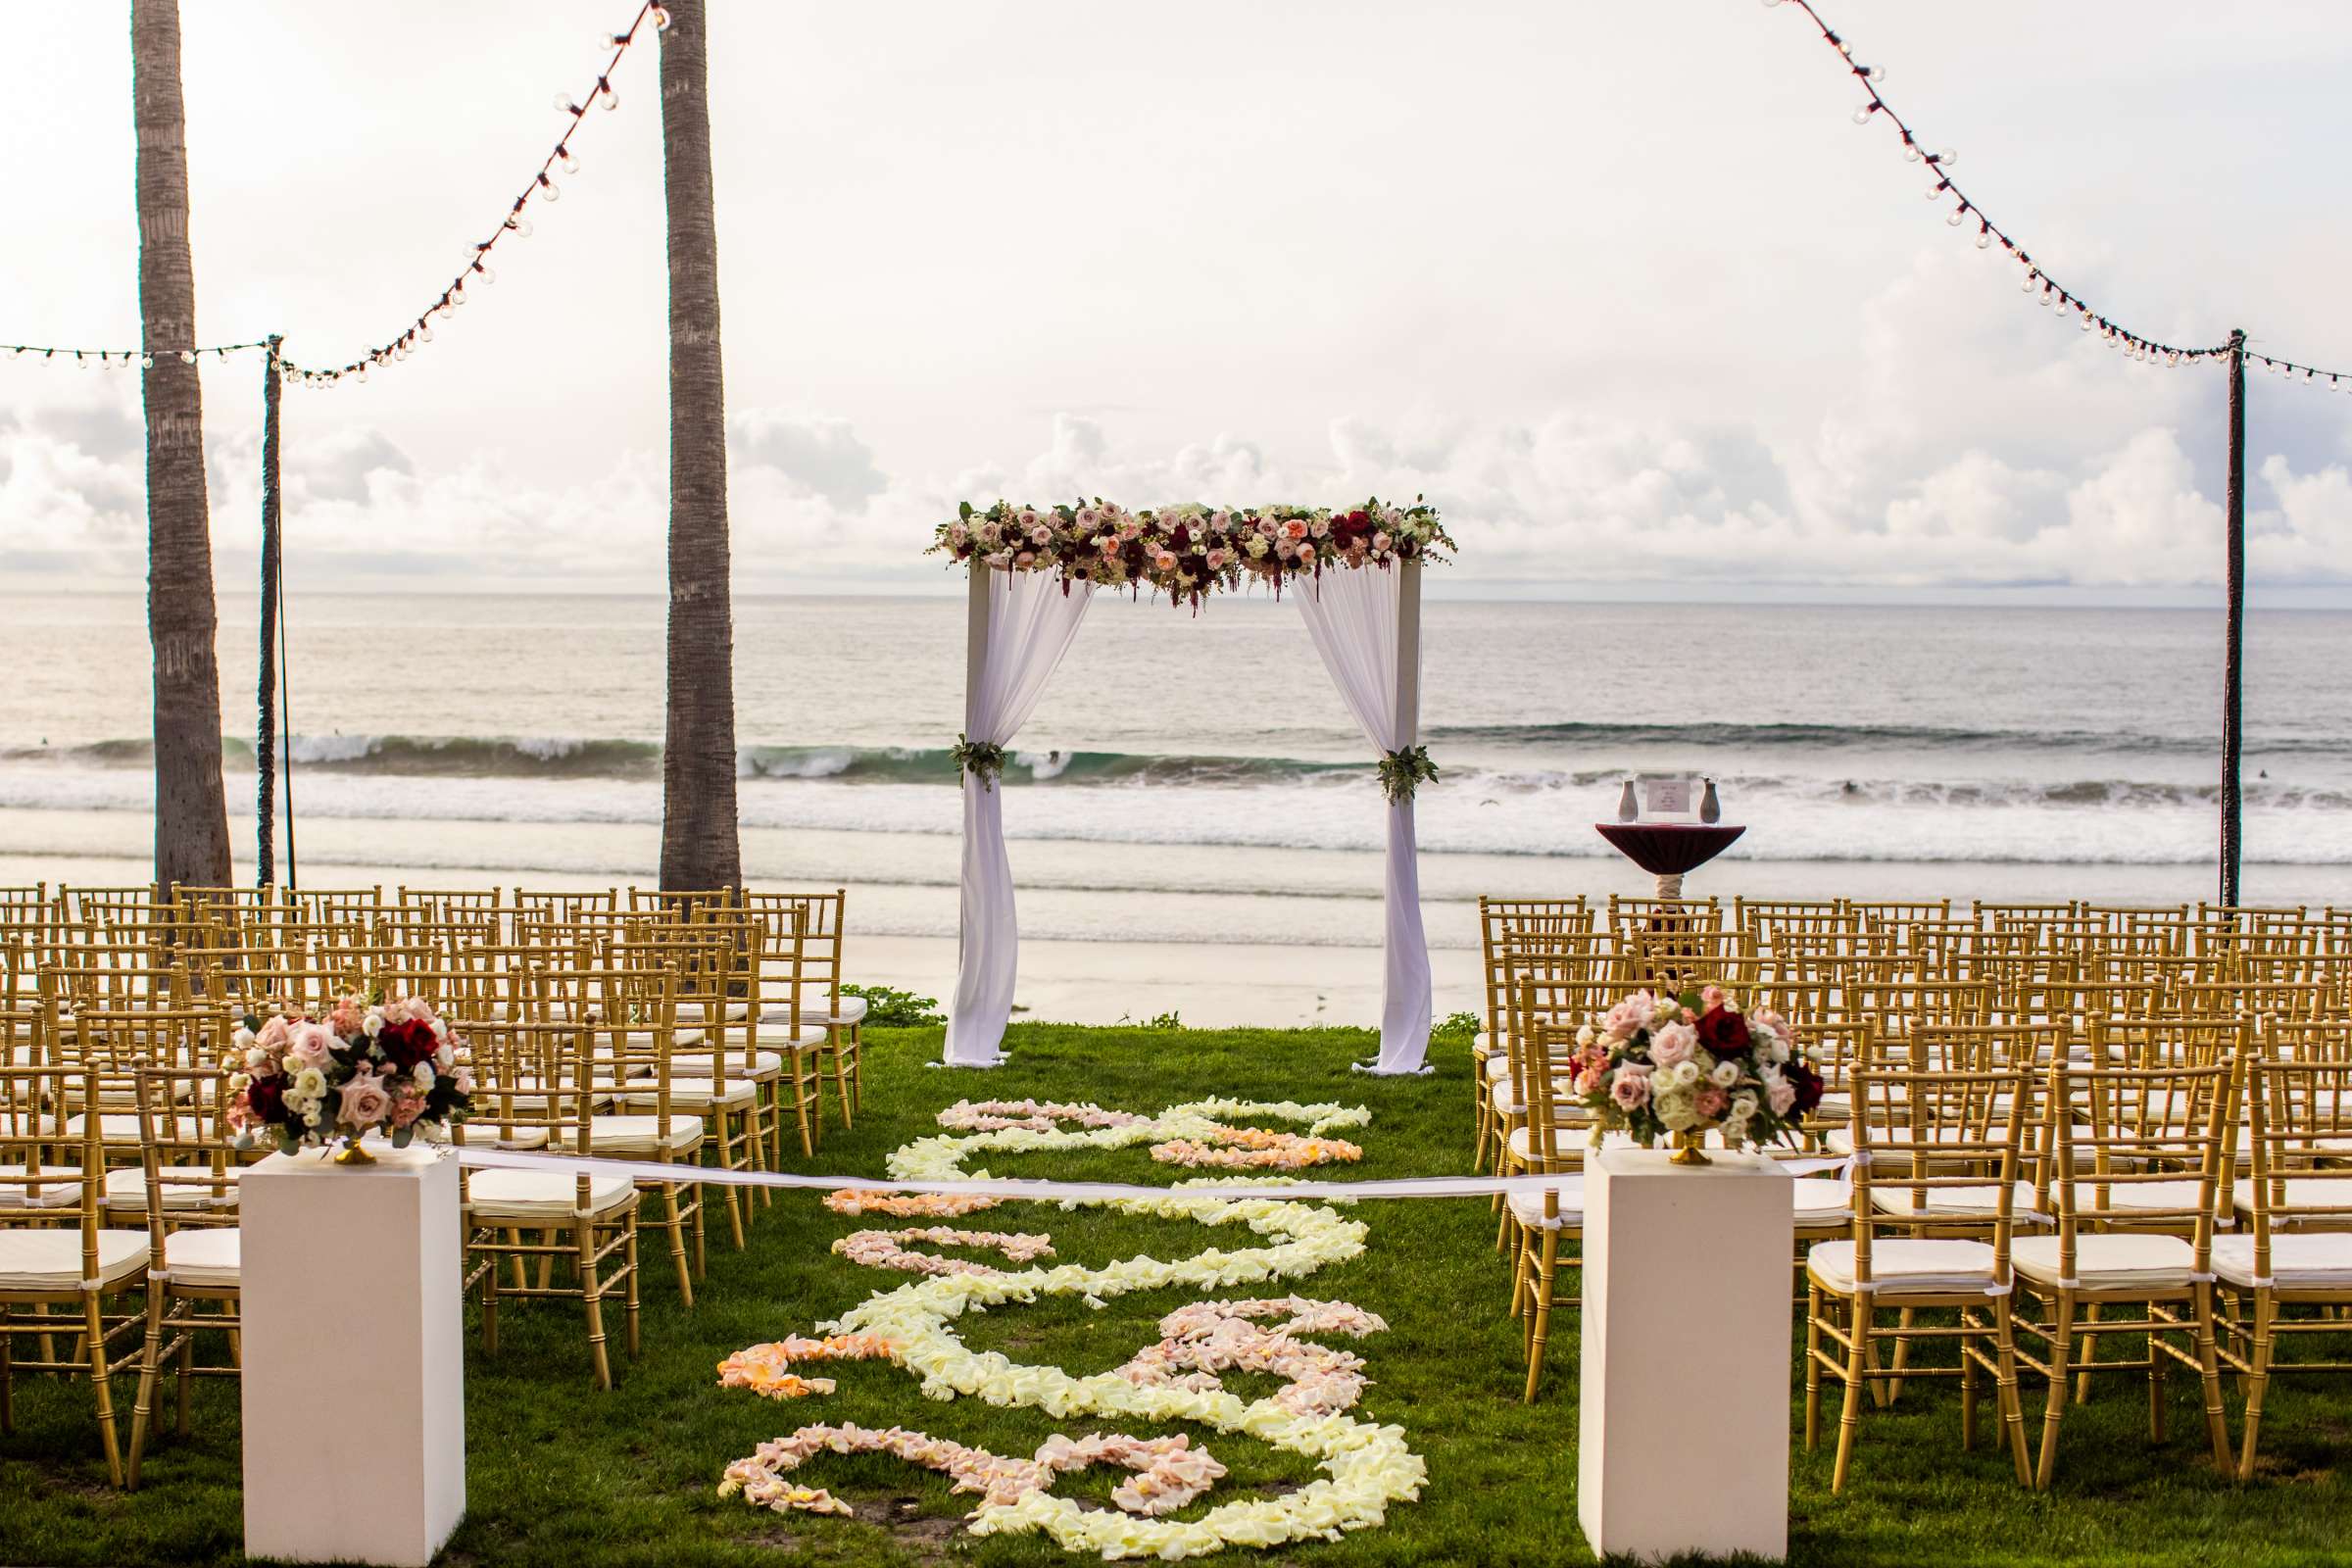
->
1;590;2346;1018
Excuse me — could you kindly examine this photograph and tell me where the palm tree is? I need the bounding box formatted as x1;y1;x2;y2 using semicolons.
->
132;0;232;893
657;0;743;892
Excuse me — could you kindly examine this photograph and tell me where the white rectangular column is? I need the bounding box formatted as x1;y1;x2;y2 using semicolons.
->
1578;1149;1791;1563
242;1147;466;1567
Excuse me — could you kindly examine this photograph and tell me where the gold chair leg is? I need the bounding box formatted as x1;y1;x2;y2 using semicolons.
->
623;1213;642;1359
2034;1293;2077;1491
1804;1284;1823;1451
1994;1299;2031;1487
2236;1291;2276;1482
2194;1284;2231;1469
127;1289;167;1490
579;1216;612;1392
85;1293;124;1490
1524;1228;1559;1403
2075;1301;2103;1404
1832;1298;1870;1494
659;1183;694;1307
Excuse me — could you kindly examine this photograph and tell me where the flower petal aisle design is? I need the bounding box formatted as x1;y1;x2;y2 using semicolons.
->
717;1100;1425;1559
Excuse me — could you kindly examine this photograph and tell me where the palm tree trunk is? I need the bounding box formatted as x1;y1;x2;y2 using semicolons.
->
132;0;232;893
657;0;743;892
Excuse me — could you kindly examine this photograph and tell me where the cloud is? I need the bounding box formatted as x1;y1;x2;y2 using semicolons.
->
729;412;887;509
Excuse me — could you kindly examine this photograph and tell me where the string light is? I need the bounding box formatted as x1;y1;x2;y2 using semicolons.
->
3;339;271;365
274;2;665;388
1768;0;2254;369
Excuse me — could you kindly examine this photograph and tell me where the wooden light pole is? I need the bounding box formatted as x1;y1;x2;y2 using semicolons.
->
2220;327;2246;908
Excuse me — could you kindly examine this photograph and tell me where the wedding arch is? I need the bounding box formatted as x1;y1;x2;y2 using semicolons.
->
931;499;1452;1075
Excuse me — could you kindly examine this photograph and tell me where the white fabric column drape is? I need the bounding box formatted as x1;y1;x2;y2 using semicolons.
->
1293;563;1434;1075
942;566;1095;1066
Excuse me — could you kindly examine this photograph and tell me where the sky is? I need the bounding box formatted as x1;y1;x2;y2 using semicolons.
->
3;0;2351;603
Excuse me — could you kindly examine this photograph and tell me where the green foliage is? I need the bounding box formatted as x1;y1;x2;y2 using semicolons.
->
1431;1009;1481;1048
839;984;943;1029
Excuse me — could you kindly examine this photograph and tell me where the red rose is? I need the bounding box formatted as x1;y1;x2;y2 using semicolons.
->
247;1076;288;1125
376;1018;439;1071
1694;1005;1751;1058
1784;1059;1825;1115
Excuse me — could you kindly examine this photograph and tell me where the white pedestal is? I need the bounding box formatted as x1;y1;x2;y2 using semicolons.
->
241;1147;466;1567
1578;1149;1791;1563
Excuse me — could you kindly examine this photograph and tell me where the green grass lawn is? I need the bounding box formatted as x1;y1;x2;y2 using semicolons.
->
4;1023;2350;1566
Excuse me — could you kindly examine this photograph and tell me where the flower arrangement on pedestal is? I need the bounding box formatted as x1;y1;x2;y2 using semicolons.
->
1569;986;1821;1164
225;996;474;1160
930;498;1452;610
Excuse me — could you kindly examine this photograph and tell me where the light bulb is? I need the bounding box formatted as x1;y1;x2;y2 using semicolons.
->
1852;104;1875;124
600;88;619;110
419;323;434;342
541;177;562;202
653;4;672;27
141;354;155;368
2081;315;2095;332
1975;229;1992;248
2021;270;2037;291
554;92;580;114
1863;65;1886;82
1946;208;1967;225
476;264;496;283
559;148;579;173
510;217;534;237
1904;143;1924;162
1938;148;1959;166
179;350;196;364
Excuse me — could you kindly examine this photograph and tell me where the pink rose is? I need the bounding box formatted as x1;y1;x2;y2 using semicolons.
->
1765;1074;1797;1115
1014;550;1036;567
1311;517;1331;539
256;1015;290;1051
1075;507;1099;529
389;1086;428;1128
1295;541;1317;562
286;1022;336;1070
1603;993;1656;1038
1205;548;1229;568
1030;524;1053;546
1117;521;1142;542
1695;1086;1729;1119
1610;1072;1651;1110
1100;535;1121;556
339;1069;392;1131
1153;550;1179;572
1254;515;1278;538
1700;985;1725;1009
1283;518;1308;541
1648;1021;1697;1069
328;998;364;1039
1372;530;1393;552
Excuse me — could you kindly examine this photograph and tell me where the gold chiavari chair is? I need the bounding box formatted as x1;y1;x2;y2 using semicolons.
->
1804;1062;2034;1492
734;904;825;1163
531;963;703;1303
459;1014;642;1389
615;929;762;1249
0;1064;148;1487
1472;904;1598;1170
2216;1045;2352;1479
1847;899;1955;940
1488;936;1610;1210
512;888;617;925
61;1006;237;1155
122;1064;244;1487
745;890;862;1127
286;886;385;926
1509;1003;1583;1402
396;886;505;926
2009;1054;2237;1487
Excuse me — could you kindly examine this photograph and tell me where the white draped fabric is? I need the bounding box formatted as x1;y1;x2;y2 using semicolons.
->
1292;564;1434;1074
942;568;1096;1066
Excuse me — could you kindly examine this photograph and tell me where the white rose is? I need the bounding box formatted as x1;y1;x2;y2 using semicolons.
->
363;1009;384;1038
1709;1059;1741;1089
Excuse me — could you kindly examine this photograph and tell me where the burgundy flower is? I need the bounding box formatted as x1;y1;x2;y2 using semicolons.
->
247;1075;288;1125
1784;1058;1825;1115
376;1018;439;1071
1694;1005;1750;1059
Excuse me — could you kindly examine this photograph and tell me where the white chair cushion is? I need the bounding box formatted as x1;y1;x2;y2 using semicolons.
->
749;1017;833;1049
1505;1179;1585;1231
0;1175;86;1210
2013;1233;2198;1292
450;1122;552;1150
162;1227;241;1291
2212;1233;2352;1290
2062;1177;2228;1225
466;1168;638;1223
2231;1178;2352;1220
102;1164;242;1211
1868;1181;2045;1222
1807;1238;1999;1297
0;1228;148;1292
675;1001;752;1025
667;1051;784;1079
1791;1178;1854;1230
554;1114;705;1155
1485;1053;1512;1080
617;1079;756;1110
62;1113;146;1144
1825;1125;1996;1157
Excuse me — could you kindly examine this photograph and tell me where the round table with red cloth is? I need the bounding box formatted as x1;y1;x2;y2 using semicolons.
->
1593;822;1745;898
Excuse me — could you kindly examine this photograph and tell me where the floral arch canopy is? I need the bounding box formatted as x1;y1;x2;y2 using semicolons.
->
934;497;1446;1078
930;498;1453;610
